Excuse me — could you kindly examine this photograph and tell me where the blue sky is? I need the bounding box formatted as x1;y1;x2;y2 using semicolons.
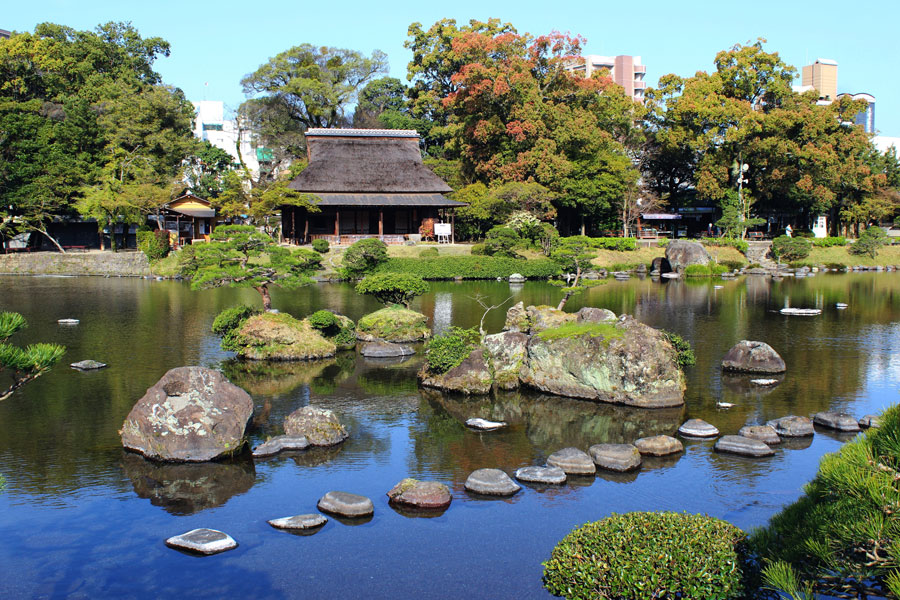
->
6;0;900;135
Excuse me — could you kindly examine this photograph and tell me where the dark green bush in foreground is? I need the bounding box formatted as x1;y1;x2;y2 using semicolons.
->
137;229;171;261
772;235;812;262
373;256;561;280
307;309;338;330
424;326;480;374
211;305;260;351
849;226;888;259
543;511;747;600
311;238;330;253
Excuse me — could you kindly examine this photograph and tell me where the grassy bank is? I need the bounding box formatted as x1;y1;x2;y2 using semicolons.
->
803;245;900;267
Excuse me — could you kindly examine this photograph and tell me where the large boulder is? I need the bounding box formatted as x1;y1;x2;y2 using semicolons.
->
120;366;253;462
503;303;577;334
519;315;685;408
482;331;528;390
665;240;711;272
284;406;348;446
419;348;493;395
356;307;430;343
721;340;786;374
234;313;336;361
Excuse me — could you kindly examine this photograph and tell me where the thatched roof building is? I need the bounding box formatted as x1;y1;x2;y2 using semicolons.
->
283;129;464;244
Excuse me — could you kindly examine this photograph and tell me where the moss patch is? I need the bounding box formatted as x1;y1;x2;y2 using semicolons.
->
357;307;430;342
536;321;623;342
236;312;336;360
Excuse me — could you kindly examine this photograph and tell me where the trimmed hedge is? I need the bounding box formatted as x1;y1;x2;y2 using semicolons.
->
701;237;749;254
311;238;330;253
543;512;748;600
812;236;846;247
588;237;636;251
373;256;561;280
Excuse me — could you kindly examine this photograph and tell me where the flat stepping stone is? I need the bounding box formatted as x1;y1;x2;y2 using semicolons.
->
588;443;641;472
465;418;507;431
165;528;237;555
252;436;310;458
677;419;719;438
70;360;107;370
750;378;779;385
57;318;79;325
317;491;374;518
464;468;520;496
358;341;414;358
780;308;821;316
739;425;781;445
766;416;815;437
546;447;596;475
661;272;680;279
268;514;328;531
859;414;880;429
514;466;566;485
836;303;849;309
715;435;775;457
813;412;860;432
634;435;683;456
386;478;452;509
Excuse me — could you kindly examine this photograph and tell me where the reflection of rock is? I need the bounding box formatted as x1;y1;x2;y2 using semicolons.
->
289;444;345;468
359;341;414;358
721;374;784;396
221;358;335;397
721;341;786;374
120;366;253;462
122;452;255;515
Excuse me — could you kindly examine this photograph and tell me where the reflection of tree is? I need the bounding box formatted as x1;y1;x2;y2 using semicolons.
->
221;358;335;397
358;369;419;396
121;452;255;515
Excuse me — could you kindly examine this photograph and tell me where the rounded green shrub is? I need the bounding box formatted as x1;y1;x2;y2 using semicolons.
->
543;512;747;600
356;272;429;308
137;229;171;261
470;243;487;255
307;309;339;330
419;247;439;257
342;238;388;276
849;226;888;258
311;238;330;253
684;264;712;277
483;226;521;258
772;235;812;262
211;305;260;352
424;326;480;374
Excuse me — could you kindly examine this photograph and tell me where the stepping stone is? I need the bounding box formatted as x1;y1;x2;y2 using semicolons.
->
715;435;775;457
508;273;526;283
588;444;641;472
677;419;719;438
465;418;507;431
268;514;328;531
836;303;849;309
716;401;735;409
514;466;566;485
859;415;880;429
546;447;596;475
813;412;861;432
464;468;520;496
661;272;680;279
386;478;452;509
252;436;310;458
739;425;781;445
358;341;414;358
70;360;107;370
750;379;779;385
165;528;237;555
57;319;79;325
634;435;683;456
317;491;374;518
766;416;815;437
780;308;821;316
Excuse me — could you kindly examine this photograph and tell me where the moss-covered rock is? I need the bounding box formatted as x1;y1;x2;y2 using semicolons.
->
357;307;431;343
419;348;492;395
233;312;336;361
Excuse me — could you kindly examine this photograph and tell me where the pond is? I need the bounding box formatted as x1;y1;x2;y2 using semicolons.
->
0;273;897;598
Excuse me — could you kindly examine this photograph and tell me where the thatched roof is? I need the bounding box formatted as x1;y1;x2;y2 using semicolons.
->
305;193;464;208
288;129;453;195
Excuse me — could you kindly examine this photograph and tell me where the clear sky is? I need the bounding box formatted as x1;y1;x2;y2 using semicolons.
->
6;0;900;135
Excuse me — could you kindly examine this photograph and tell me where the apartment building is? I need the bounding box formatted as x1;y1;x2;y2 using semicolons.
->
566;54;646;102
191;100;261;178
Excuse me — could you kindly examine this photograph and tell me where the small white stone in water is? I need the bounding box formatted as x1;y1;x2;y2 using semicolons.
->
750;379;779;385
780;308;822;316
714;285;724;289
836;303;848;309
165;528;237;555
716;401;735;409
57;318;79;325
465;418;507;431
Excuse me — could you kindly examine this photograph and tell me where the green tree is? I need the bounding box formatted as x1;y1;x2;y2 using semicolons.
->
0;311;66;402
184;225;321;310
184;141;237;199
356;273;429;308
341;238;389;277
551;236;598;309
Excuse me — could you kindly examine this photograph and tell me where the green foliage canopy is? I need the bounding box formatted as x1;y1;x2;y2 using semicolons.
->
355;273;429;308
0;311;66;402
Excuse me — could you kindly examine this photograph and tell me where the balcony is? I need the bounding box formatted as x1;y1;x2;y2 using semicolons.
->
633;80;647;89
634;65;646;74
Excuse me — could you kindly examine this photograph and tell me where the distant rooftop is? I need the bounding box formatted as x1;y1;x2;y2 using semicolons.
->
305;128;419;138
0;29;11;39
814;58;838;66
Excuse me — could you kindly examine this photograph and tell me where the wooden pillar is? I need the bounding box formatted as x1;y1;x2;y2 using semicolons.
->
451;211;455;244
334;210;340;239
378;210;383;238
291;207;296;243
303;212;309;244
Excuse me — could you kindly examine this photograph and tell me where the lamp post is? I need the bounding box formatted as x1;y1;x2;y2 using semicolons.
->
737;158;749;240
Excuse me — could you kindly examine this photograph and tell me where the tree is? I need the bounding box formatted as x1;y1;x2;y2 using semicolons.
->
341;238;389;277
351;76;427;132
0;312;65;402
185;225;321;310
453;181;557;240
551;236;597;309
183;141;237;199
355;273;429;308
214;169;319;237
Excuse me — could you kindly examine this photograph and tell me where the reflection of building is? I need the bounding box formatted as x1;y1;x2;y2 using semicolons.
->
191;101;261;177
566;55;646;102
283;129;464;245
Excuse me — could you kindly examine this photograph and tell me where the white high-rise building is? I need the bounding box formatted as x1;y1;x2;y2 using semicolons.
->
192;101;261;178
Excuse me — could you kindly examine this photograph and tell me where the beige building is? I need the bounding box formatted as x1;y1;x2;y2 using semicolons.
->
801;58;838;101
567;55;646;102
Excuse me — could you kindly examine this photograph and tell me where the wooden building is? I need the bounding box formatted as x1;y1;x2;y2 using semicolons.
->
283;129;464;245
158;194;216;247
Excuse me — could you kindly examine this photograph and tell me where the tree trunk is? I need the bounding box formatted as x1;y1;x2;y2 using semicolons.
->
34;227;66;253
257;286;273;311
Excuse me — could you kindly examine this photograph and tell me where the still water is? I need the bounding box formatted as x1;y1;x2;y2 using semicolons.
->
0;273;897;598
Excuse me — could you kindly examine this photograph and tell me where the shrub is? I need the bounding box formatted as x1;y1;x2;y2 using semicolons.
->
684;264;712;277
849;226;888;258
702;237;749;254
589;237;636;251
211;305;260;352
176;244;198;276
482;226;521;258
373;256;561;280
711;263;729;275
543;512;747;600
752;405;900;599
425;326;480;374
419;247;439;257
311;238;330;253
137;229;171;261
772;235;812;262
356;273;429;308
720;259;746;271
470;243;487;256
661;330;696;368
307;309;355;346
825;262;847;270
307;309;339;330
342;238;388;276
812;236;847;247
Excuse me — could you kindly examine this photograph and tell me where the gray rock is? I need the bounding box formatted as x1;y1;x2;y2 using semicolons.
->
268;514;327;530
650;257;671;274
359;341;414;358
677;418;719;438
721;340;786;374
284;406;348;447
465;418;507;431
317;491;374;518
813;412;861;432
859;414;881;429
588;443;642;472
635;263;648;274
252;435;310;458
70;359;107;370
464;468;520;496
665;240;711;271
420;347;493;395
387;478;452;509
767;415;815;437
508;273;526;283
120;366;253;462
482;331;528;390
575;307;616;324
546;447;596;475
515;466;566;485
634;435;683;456
739;425;781;445
165;528;237;555
715;435;775;457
